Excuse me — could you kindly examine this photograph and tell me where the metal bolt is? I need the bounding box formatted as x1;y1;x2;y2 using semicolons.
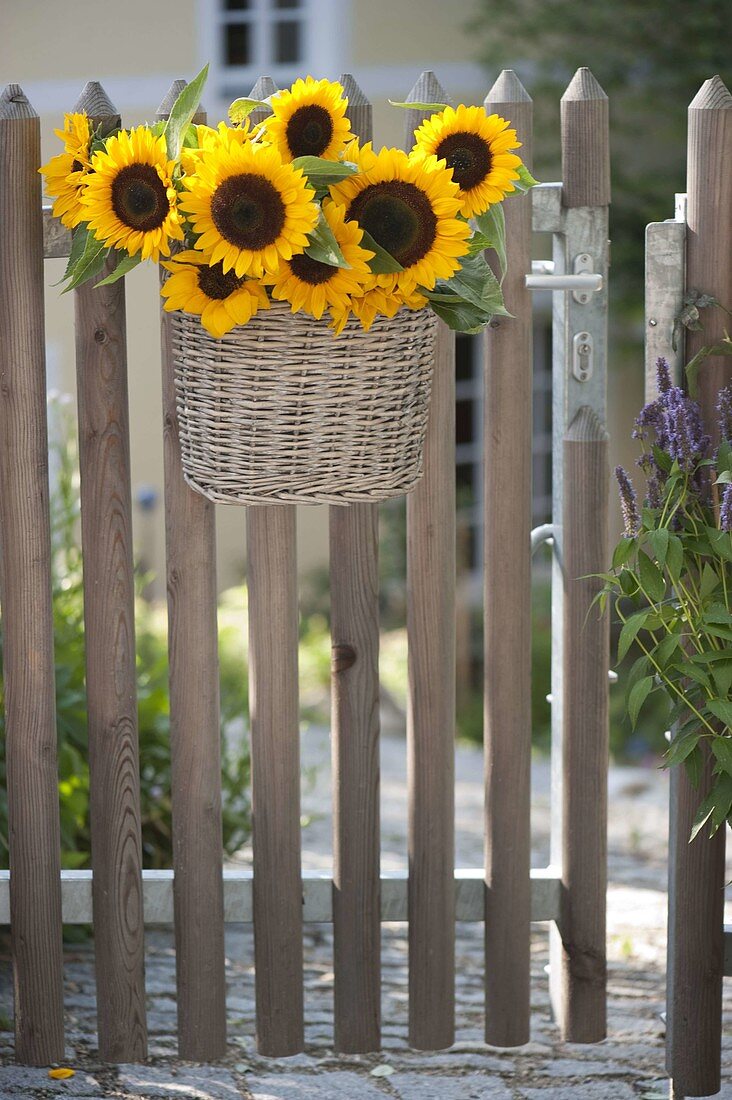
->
649;318;658;327
579;344;591;356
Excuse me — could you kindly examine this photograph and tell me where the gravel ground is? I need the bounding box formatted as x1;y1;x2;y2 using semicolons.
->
1;727;730;1099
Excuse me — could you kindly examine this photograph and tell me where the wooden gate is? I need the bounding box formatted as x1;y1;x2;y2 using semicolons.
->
0;66;610;1065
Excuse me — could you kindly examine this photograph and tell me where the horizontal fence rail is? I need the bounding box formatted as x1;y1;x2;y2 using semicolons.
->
0;65;614;1065
0;869;562;924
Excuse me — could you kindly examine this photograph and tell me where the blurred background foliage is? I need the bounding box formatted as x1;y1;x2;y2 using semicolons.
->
469;0;729;310
0;400;253;871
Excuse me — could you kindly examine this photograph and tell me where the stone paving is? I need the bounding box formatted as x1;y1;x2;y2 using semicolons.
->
1;728;731;1099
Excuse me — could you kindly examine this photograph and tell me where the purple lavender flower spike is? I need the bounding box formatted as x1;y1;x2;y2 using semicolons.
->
721;484;732;533
646;475;662;510
615;465;640;537
716;384;732;444
656;357;672;394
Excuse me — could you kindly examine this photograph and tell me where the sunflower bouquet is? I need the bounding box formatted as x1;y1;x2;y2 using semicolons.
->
41;66;535;340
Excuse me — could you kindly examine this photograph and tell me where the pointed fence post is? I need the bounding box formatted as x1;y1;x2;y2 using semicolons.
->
483;69;533;1048
329;74;381;1055
666;74;732;1100
72;81;147;1062
404;70;456;1052
549;67;610;1043
0;82;65;1066
157;81;227;1062
245;77;305;1057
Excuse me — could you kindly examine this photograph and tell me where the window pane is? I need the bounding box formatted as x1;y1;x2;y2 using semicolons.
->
274;20;301;62
455;332;475;382
225;0;251;8
224;23;251;65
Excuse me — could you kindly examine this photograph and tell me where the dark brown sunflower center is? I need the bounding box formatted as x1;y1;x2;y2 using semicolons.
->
210;173;286;251
435;131;492;191
197;262;244;300
71;159;84;174
347;181;437;268
289;252;336;286
111;163;170;232
286;104;334;158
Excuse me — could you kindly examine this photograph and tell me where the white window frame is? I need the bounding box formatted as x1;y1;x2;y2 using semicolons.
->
197;0;350;106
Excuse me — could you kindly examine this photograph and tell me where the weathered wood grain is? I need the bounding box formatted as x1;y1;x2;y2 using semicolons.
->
72;80;147;1064
558;407;609;1042
244;74;303;1058
666;74;732;1100
0;82;65;1066
404;68;456;1053
482;69;533;1048
561;69;610;208
329;73;381;1055
156;84;227;1062
247;502;304;1056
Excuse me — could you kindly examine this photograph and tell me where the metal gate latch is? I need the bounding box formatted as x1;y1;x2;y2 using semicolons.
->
572;332;593;382
572;253;595;304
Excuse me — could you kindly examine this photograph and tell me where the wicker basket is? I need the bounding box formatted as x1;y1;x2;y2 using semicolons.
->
170;300;438;505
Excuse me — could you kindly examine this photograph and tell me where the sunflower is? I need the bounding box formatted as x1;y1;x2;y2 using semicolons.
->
161;250;269;339
329;145;470;295
180;139;319;279
411;105;522;218
267;200;373;325
39;112;92;229
81;126;183;261
330;284;427;335
266;77;352;161
180;120;254;176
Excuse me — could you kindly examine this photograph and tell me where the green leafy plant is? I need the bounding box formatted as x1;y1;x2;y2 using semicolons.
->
601;358;732;839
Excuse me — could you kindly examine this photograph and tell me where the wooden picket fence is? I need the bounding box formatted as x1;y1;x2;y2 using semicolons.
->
644;75;732;1100
0;67;611;1066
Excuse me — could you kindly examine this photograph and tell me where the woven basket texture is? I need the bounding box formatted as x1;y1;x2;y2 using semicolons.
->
170;300;438;505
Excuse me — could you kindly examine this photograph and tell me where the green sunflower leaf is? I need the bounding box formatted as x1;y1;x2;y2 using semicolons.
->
228;97;271;125
54;223;92;286
60;231;110;293
512;164;539;192
387;100;448;112
164;63;209;162
95;251;142;287
426;297;494;335
359;230;404;274
442;251;511;318
292;156;358;190
473;204;507;281
304;212;349;269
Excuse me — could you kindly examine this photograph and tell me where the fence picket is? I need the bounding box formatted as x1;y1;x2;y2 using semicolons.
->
245;76;304;1058
666;74;732;1099
329;75;382;1056
157;82;227;1062
547;68;611;1044
559;406;609;1040
404;71;456;1051
0;82;65;1066
72;81;147;1062
483;69;533;1048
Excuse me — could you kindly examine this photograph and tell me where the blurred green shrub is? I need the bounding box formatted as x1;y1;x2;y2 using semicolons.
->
0;398;251;870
